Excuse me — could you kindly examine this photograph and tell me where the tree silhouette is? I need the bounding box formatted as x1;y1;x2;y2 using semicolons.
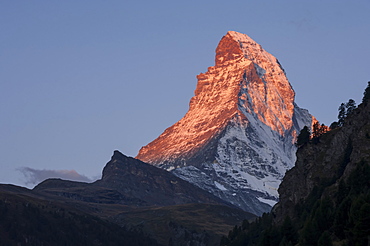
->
330;121;339;130
281;216;298;245
346;99;356;116
297;126;310;146
362;81;370;104
312;122;327;140
337;99;356;127
312;122;320;138
338;103;346;127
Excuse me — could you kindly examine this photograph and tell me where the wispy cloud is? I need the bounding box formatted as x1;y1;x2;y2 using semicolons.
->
18;167;93;186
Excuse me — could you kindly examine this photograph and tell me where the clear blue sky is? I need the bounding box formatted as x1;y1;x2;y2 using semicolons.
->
1;1;369;187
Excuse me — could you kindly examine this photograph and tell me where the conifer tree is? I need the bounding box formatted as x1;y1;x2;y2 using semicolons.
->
337;99;356;127
362;81;370;104
281;216;298;245
318;231;333;246
297;126;310;146
330;121;339;130
312;122;327;139
338;103;346;127
312;121;321;139
346;99;356;116
320;124;327;135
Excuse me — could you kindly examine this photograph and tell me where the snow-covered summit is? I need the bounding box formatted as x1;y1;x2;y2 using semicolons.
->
136;31;314;215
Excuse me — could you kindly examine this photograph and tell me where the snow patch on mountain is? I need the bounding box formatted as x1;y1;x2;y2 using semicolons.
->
137;31;315;215
214;181;228;191
257;197;277;207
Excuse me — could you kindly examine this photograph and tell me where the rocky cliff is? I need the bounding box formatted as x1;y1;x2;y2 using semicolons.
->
137;31;314;215
221;95;370;246
274;99;370;223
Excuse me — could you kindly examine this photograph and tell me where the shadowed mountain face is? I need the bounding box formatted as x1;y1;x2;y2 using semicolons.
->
137;31;314;215
1;150;254;246
35;150;232;207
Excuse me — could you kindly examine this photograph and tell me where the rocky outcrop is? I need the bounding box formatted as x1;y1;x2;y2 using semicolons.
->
274;100;370;223
136;31;314;215
98;150;233;207
35;150;232;208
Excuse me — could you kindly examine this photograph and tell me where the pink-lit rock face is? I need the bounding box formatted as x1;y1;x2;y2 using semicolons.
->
137;31;299;165
136;31;314;215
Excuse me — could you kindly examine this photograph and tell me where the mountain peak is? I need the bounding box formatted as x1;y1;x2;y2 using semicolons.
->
112;150;127;161
215;31;260;66
136;32;314;214
227;31;255;42
137;31;301;166
97;151;233;208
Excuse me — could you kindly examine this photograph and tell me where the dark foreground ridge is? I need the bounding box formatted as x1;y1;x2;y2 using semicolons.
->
35;150;234;208
0;151;255;246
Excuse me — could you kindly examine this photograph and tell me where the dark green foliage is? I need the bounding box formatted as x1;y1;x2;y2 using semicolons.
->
346;99;356;115
279;237;293;246
338;103;347;127
312;122;327;143
336;179;349;205
362;81;370;104
280;216;298;245
259;226;279;246
316;198;334;232
0;198;159;246
347;160;370;194
220;214;277;246
222;85;370;246
312;121;321;139
338;99;357;127
349;195;370;245
297;126;310;146
228;225;241;242
300;219;320;245
298;161;369;246
338;140;353;178
330;121;339;130
317;231;332;246
353;202;370;244
334;196;351;239
220;235;230;246
299;196;334;245
297;123;327;146
221;161;370;246
242;219;250;230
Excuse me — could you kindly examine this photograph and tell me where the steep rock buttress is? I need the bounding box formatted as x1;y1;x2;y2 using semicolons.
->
136;31;314;215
